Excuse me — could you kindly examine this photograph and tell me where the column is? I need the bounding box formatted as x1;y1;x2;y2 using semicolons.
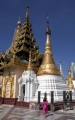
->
51;91;54;112
24;84;27;101
18;83;21;101
63;91;66;111
70;91;73;110
27;80;30;102
30;81;32;100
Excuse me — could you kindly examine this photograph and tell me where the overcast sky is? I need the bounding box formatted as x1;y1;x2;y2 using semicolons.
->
0;0;75;78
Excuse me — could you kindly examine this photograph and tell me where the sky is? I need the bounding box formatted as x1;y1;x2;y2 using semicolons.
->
0;0;75;78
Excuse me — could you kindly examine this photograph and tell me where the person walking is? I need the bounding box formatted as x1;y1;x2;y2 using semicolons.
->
42;92;48;117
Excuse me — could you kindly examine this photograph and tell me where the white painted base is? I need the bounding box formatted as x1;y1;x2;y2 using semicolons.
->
32;75;75;102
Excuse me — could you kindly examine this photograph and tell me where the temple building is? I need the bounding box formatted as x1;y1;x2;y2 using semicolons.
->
0;6;75;104
0;6;43;99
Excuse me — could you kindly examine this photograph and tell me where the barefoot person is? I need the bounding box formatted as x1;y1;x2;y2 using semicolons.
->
42;92;48;117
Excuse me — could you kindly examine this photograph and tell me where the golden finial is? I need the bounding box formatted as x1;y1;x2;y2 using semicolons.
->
17;17;21;27
46;15;51;35
27;51;33;70
26;5;29;19
37;18;61;76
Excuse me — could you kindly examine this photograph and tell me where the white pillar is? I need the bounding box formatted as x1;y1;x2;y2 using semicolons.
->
30;81;32;100
19;84;21;96
27;81;30;102
24;84;27;101
18;83;21;101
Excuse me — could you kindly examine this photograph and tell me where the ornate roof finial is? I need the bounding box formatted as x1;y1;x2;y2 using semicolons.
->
17;17;21;28
47;14;49;27
46;15;51;35
27;51;33;70
26;5;29;19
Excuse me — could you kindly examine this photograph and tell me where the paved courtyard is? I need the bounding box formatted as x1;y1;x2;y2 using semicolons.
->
0;104;75;120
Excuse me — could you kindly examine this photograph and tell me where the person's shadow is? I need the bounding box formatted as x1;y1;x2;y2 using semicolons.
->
45;112;54;117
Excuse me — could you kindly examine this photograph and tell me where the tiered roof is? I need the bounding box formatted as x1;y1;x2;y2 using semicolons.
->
0;6;43;74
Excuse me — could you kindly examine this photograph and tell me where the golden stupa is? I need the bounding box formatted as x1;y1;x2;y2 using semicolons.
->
37;21;61;76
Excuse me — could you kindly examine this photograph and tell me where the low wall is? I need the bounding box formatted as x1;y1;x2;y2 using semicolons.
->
0;97;75;111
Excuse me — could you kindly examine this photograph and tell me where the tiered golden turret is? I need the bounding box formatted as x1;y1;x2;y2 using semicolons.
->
0;6;43;74
6;17;21;54
11;6;43;67
27;51;33;70
66;67;74;89
37;21;61;76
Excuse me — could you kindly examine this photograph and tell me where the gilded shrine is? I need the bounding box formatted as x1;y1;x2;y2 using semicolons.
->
2;75;15;98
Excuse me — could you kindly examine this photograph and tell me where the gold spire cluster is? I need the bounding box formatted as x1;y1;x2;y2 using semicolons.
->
66;67;74;89
37;20;61;76
27;51;33;70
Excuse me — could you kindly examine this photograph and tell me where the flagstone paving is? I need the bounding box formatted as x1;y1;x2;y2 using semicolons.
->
0;104;75;120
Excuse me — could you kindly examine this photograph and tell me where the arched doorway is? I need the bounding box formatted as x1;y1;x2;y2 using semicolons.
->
21;84;25;101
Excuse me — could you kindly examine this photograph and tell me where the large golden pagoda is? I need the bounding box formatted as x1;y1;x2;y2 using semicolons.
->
37;21;61;76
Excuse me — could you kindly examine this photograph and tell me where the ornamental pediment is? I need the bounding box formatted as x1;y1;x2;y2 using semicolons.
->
18;70;37;84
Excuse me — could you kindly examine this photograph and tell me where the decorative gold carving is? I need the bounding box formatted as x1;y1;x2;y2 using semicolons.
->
3;75;14;98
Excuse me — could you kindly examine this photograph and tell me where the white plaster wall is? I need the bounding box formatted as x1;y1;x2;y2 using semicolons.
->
14;65;27;98
37;75;65;81
32;82;36;96
73;80;75;89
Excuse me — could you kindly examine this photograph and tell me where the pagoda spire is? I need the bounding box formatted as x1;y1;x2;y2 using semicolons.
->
17;17;21;28
26;5;29;19
60;61;64;78
37;17;61;76
27;51;33;70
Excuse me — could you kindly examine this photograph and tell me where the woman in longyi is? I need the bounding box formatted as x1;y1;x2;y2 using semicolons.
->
42;92;48;117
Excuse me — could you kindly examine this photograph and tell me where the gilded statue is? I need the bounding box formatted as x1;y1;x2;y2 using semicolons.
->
66;75;74;89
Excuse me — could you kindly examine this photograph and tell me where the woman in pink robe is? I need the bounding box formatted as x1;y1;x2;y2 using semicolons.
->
42;98;48;117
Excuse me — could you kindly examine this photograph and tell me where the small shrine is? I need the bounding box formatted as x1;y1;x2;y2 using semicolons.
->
18;52;38;102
